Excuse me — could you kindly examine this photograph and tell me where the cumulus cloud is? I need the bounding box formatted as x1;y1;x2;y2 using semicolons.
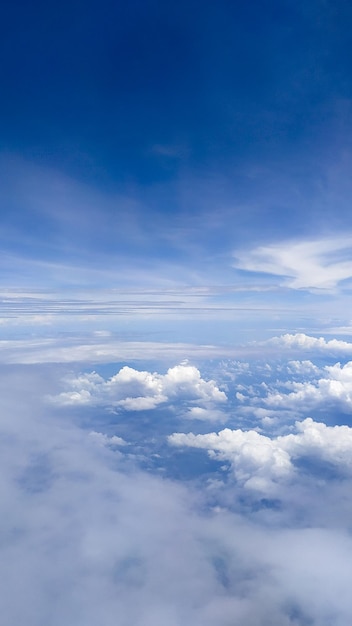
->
51;364;227;413
169;418;352;493
266;332;352;354
170;428;292;493
3;365;352;625
282;418;352;465
286;360;320;375
233;236;352;290
264;360;352;412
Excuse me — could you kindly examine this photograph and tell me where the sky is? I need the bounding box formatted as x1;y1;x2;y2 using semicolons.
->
2;1;352;624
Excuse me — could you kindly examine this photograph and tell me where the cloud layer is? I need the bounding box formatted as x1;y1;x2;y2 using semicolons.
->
3;364;352;626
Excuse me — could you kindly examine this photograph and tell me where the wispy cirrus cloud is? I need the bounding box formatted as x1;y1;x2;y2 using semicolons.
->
233;236;352;291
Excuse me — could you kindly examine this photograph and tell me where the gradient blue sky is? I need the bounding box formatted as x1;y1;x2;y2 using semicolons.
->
4;5;352;625
2;0;352;342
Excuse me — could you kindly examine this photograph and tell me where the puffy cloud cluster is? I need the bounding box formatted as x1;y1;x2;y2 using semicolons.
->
169;418;352;492
0;369;238;626
265;360;352;412
266;332;352;354
4;365;352;625
170;428;292;492
52;364;227;413
283;418;352;465
286;360;320;375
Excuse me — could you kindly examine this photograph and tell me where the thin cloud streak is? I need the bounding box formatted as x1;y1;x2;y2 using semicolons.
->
234;236;352;291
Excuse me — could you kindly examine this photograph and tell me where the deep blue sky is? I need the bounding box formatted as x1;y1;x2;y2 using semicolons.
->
2;0;352;186
2;0;352;338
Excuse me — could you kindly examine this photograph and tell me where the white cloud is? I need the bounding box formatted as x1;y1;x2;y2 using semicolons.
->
185;407;228;422
162;364;226;403
51;364;227;413
282;418;352;465
3;364;352;624
0;337;239;365
5;332;352;368
265;332;352;354
169;418;352;493
286;360;320;375
89;431;127;447
234;236;352;290
169;428;292;493
265;360;352;412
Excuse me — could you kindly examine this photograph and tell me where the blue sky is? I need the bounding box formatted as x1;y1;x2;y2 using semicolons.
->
3;2;352;625
2;0;352;343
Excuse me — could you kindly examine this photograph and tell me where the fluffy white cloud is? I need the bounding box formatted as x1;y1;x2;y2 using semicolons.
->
51;364;227;413
234;236;352;290
282;418;352;465
169;418;352;492
170;428;292;492
4;365;352;625
265;332;352;354
265;360;352;412
286;360;320;375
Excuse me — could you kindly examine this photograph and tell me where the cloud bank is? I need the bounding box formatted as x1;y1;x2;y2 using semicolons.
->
3;365;352;625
